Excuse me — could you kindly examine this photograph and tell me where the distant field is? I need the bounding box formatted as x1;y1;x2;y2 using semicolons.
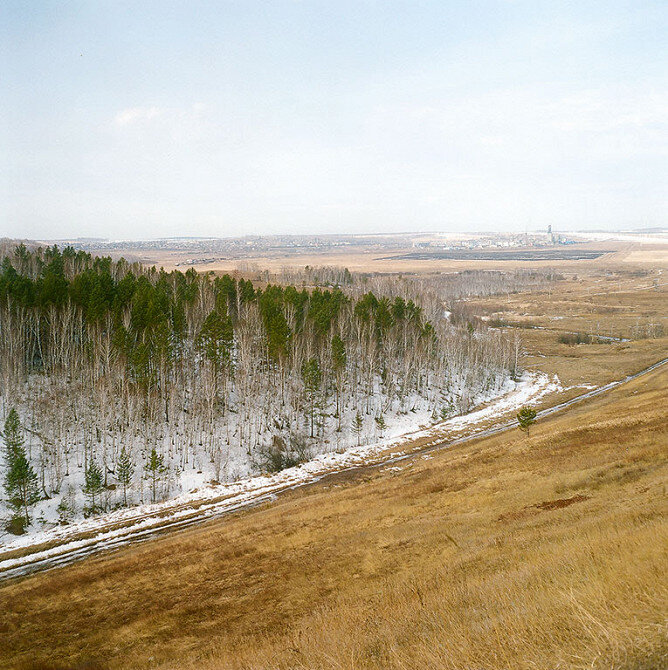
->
388;248;613;261
92;240;668;274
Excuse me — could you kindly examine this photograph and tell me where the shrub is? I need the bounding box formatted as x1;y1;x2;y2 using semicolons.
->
558;332;592;345
258;435;311;473
5;515;28;535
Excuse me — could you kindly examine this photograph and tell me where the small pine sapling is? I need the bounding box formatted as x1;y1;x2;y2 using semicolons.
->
374;414;387;438
117;446;135;506
83;458;105;514
352;412;364;446
145;448;167;503
517;406;537;437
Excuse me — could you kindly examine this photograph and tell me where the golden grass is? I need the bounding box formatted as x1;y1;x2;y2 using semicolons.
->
105;239;668;275
471;276;668;389
1;361;666;670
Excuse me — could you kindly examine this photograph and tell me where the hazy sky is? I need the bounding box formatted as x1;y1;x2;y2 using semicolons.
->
1;1;666;240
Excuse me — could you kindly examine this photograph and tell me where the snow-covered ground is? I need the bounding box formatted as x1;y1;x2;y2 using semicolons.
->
1;365;513;536
0;370;561;572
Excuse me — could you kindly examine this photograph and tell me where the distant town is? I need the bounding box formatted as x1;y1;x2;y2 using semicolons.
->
39;230;581;266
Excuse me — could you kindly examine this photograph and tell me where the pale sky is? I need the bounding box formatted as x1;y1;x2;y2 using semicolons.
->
1;1;666;240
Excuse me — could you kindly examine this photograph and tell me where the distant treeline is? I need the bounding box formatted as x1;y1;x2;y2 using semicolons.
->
1;244;435;383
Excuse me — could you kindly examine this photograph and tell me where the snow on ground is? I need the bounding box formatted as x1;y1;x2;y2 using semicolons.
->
0;370;561;570
1;365;515;534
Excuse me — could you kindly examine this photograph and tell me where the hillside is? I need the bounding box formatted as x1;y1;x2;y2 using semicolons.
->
0;246;518;534
1;263;666;669
5;3;667;667
1;354;666;669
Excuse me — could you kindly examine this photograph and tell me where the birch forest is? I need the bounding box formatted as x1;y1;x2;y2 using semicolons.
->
0;244;528;524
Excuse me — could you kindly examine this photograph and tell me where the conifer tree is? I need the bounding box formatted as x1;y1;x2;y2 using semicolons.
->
117;446;135;506
83;459;104;513
331;335;347;425
196;310;234;370
517;406;537;437
145;448;167;503
352;412;364;446
302;358;322;438
1;408;24;457
2;410;40;528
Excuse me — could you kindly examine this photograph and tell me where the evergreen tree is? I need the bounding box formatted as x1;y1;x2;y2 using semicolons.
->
39;247;68;306
260;292;291;362
145;448;167;503
196;308;234;406
117;446;135;506
331;335;347;373
3;444;40;530
83;459;104;512
3;409;40;529
331;335;347;427
352;412;364;446
301;358;323;438
374;414;387;437
197;310;233;367
1;408;24;460
5;451;40;528
517;406;537;437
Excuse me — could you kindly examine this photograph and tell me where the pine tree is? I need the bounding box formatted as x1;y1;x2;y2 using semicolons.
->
517;406;537;437
331;335;347;425
196;310;234;371
2;409;40;529
4;448;40;528
145;448;167;503
83;459;104;513
302;358;322;438
352;412;364;446
117;446;135;506
375;414;387;437
1;408;24;460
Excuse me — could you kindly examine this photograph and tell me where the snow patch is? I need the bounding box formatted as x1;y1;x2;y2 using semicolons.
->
0;371;560;572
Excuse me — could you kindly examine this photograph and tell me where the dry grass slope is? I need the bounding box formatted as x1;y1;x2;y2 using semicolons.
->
1;363;666;670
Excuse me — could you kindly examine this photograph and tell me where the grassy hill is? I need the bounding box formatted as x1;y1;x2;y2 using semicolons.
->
1;361;666;669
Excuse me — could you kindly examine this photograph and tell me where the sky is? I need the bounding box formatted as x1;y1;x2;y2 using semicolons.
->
1;1;666;240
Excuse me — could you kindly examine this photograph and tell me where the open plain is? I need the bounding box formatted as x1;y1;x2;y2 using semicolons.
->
72;237;668;276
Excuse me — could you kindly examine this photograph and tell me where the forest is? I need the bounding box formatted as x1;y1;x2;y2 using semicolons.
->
0;244;525;530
